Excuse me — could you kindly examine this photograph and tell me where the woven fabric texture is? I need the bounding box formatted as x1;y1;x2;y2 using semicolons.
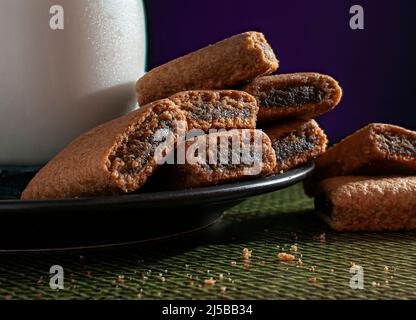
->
1;184;415;300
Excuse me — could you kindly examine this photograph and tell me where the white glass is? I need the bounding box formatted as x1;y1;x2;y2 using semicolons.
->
0;0;147;165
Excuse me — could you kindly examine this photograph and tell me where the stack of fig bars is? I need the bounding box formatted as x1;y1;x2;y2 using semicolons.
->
22;31;416;233
137;31;416;234
135;31;342;190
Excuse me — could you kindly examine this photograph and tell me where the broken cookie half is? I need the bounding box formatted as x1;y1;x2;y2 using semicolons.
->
264;119;328;174
304;123;416;196
21;100;187;200
163;129;277;189
169;90;259;132
244;73;342;124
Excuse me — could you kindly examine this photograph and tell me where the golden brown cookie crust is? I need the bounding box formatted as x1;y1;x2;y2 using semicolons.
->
136;32;279;105
169;90;259;132
315;176;416;232
167;129;277;189
304;123;416;196
264;119;328;173
244;73;342;123
21;100;187;200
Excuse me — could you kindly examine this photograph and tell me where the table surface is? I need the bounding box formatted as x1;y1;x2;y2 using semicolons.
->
1;184;415;300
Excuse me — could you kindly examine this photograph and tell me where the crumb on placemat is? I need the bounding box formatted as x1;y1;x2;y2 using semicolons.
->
309;277;317;284
277;253;295;262
117;274;125;285
241;248;252;260
204;278;217;286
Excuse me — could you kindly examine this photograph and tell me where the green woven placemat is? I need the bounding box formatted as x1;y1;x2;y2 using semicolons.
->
1;184;415;300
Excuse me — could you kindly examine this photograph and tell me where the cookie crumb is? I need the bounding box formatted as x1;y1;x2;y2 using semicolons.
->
117;275;125;285
231;261;237;267
384;266;389;272
277;253;295;262
219;273;224;280
297;258;303;267
309;277;317;284
372;281;380;288
220;286;227;293
204;278;216;286
241;248;252;260
309;266;316;272
348;262;356;268
290;244;298;252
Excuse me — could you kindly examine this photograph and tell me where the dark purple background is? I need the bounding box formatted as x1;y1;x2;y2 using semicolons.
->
146;0;416;142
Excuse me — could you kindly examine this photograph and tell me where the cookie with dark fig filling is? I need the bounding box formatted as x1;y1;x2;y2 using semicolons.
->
169;90;259;132
244;73;342;123
315;176;416;232
21;100;187;200
304;123;416;196
264;119;328;174
165;129;277;189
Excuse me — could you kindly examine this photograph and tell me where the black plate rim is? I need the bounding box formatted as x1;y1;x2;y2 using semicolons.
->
0;215;223;254
0;162;314;210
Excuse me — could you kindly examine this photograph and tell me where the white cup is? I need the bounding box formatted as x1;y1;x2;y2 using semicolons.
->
0;0;147;165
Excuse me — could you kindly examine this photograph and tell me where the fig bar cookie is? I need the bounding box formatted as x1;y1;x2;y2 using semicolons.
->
169;90;259;132
304;123;416;196
315;176;416;232
21;100;187;200
136;32;279;105
264;119;328;173
244;73;342;123
168;129;276;189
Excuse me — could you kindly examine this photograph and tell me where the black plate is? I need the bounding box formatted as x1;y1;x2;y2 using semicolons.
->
0;163;314;252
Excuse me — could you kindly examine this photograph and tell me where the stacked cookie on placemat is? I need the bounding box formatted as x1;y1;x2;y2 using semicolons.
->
303;123;416;232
